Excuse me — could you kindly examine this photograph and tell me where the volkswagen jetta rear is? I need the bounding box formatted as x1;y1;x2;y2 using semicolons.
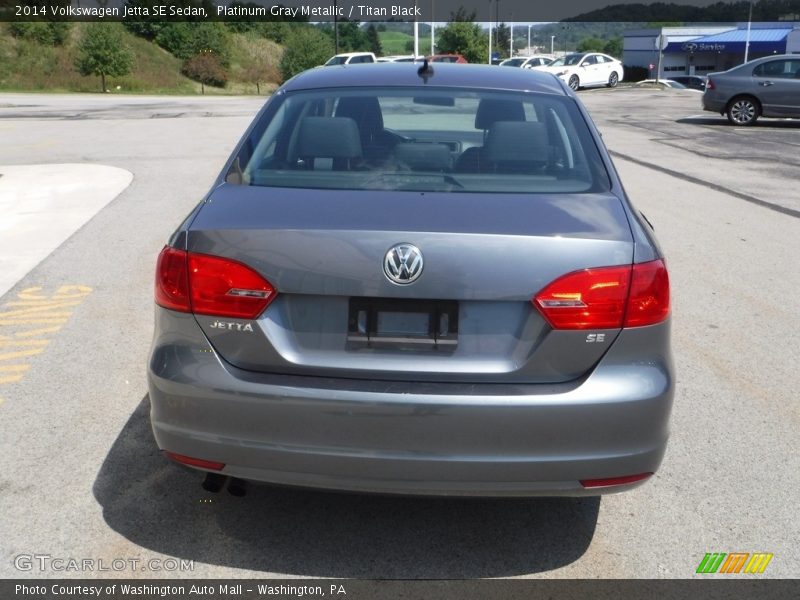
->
148;64;674;496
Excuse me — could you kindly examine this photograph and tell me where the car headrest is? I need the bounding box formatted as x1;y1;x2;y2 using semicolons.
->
475;98;526;130
393;143;452;171
295;117;362;159
484;121;549;164
335;96;384;136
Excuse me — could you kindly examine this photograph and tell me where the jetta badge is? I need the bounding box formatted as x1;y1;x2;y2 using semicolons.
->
384;244;424;285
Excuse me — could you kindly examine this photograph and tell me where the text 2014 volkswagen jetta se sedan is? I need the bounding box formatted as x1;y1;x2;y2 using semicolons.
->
148;63;673;496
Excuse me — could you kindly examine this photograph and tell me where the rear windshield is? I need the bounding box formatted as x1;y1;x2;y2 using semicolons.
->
234;87;610;194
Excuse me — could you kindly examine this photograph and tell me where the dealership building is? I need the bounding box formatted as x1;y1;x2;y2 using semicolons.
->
623;23;800;77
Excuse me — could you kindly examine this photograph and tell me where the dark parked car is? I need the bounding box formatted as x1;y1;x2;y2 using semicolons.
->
667;75;707;91
149;63;673;497
703;55;800;125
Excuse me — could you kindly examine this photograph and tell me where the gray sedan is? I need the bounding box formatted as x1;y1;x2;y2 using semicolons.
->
148;63;673;497
703;55;800;125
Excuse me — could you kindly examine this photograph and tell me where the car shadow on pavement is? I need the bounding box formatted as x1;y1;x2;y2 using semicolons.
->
676;116;800;128
94;395;599;578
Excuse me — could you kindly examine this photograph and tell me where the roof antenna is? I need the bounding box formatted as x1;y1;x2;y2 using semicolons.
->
417;59;434;82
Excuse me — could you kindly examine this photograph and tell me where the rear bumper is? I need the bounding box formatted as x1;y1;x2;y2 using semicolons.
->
148;311;674;497
702;94;726;114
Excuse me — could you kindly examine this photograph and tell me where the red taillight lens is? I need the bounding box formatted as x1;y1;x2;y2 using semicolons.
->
706;79;714;90
188;252;275;319
533;265;631;329
624;259;670;327
164;451;225;471
580;472;652;488
155;246;276;319
533;259;669;330
155;246;191;312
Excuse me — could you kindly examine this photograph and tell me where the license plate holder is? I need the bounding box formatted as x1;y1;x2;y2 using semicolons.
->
347;298;458;348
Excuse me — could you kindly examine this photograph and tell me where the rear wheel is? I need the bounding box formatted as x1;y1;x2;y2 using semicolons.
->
568;74;580;91
726;96;759;126
607;72;619;88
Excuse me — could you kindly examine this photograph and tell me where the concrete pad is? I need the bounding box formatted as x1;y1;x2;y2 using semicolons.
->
0;164;132;297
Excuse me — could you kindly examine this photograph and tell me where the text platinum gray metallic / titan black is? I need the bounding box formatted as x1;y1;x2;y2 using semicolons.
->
148;63;674;496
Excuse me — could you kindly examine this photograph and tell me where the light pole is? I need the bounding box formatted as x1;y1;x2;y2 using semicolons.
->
488;0;493;64
744;0;754;63
431;0;435;56
413;0;419;58
334;0;339;53
510;18;514;57
551;35;555;55
528;25;532;54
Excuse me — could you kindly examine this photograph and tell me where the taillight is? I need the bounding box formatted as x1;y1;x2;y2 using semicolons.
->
533;259;669;330
624;259;670;327
155;246;276;319
706;79;715;90
534;265;631;329
188;252;275;319
155;246;190;312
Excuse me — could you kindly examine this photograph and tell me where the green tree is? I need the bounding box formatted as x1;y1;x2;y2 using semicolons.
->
155;22;231;65
603;37;623;57
9;22;72;46
436;20;487;63
75;23;133;92
577;37;606;53
279;26;333;81
494;24;510;58
366;24;382;55
336;21;370;52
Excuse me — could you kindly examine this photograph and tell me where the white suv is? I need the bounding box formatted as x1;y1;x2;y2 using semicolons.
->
324;52;377;66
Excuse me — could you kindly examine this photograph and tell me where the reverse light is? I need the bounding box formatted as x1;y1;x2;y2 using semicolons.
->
155;246;276;319
533;259;669;330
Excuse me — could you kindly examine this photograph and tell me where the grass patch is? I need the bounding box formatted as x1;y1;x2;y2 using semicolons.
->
0;24;283;95
378;31;413;55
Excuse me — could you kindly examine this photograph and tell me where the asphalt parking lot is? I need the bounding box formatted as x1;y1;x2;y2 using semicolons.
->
0;88;798;579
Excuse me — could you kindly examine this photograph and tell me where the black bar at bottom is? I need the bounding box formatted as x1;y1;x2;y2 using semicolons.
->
3;579;799;600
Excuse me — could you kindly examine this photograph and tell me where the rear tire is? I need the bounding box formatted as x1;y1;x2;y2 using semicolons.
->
607;72;619;88
726;96;759;126
568;75;580;91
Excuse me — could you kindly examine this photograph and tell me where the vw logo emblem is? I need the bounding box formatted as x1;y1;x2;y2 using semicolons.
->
383;244;424;285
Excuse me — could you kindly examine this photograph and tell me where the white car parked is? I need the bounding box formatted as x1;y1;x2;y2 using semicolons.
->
377;55;422;63
499;55;555;69
533;52;624;91
324;52;377;66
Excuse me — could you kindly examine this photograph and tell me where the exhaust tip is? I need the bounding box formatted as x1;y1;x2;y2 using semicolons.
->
201;472;228;493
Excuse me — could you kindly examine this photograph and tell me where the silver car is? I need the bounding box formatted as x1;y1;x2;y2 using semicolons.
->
149;63;673;497
703;55;800;125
